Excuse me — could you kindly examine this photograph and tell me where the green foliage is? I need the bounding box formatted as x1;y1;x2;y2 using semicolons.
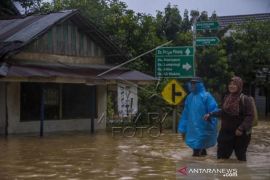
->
14;0;42;14
138;79;172;115
162;3;182;40
0;0;20;17
197;46;234;98
227;20;270;84
181;9;191;32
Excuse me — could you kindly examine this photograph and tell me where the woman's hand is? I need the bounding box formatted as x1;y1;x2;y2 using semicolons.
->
235;129;243;136
203;113;210;121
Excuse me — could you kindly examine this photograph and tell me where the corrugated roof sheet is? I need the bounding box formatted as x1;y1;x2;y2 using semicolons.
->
102;70;157;81
5;10;74;42
3;64;156;83
217;13;270;28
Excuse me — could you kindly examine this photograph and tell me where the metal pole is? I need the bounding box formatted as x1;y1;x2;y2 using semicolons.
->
172;106;177;133
193;16;198;77
5;82;8;137
90;86;96;134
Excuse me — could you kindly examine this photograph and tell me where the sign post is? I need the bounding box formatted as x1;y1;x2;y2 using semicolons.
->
155;47;195;78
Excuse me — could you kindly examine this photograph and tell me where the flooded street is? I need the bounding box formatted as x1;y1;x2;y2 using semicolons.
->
0;121;270;180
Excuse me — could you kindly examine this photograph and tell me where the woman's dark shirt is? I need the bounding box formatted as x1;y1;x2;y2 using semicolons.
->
211;94;254;132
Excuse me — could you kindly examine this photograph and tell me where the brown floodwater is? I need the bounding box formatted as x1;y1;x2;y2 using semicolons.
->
0;121;269;180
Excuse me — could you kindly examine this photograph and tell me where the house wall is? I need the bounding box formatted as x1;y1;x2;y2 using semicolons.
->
6;83;107;134
24;20;104;58
12;19;105;65
13;52;105;65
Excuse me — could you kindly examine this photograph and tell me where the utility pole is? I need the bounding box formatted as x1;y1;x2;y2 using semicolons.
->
192;16;199;77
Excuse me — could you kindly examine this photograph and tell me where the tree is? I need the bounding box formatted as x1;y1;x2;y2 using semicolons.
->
227;20;270;85
210;11;217;21
14;0;42;14
181;9;191;32
199;11;208;21
0;0;21;18
197;46;234;99
161;3;182;40
190;10;199;23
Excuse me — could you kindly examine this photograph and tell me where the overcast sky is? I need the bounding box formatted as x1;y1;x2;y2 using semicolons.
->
122;0;270;16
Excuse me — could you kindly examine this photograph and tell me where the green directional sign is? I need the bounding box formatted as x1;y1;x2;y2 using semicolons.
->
156;46;194;56
155;47;195;78
196;21;219;30
196;37;220;46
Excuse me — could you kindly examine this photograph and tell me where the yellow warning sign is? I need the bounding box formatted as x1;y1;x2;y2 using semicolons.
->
161;79;187;105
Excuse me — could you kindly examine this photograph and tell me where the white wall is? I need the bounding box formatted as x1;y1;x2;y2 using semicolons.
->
7;83;107;134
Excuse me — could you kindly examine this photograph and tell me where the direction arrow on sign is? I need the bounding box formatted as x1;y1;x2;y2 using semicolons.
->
196;37;220;46
161;79;187;105
196;21;219;30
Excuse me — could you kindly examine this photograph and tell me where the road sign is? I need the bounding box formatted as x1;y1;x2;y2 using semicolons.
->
196;21;219;30
196;37;220;46
156;47;194;56
155;47;195;78
161;79;187;105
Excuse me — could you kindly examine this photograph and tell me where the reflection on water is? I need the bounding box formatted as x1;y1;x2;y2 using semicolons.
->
0;121;269;180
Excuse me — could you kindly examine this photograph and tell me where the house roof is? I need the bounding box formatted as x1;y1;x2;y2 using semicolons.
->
0;10;156;84
0;9;126;62
1;63;157;84
217;13;270;28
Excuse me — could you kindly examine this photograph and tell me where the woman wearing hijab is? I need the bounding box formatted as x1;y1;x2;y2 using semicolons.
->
204;76;254;161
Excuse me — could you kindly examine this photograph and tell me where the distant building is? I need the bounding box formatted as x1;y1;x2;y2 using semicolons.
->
217;13;270;29
0;10;156;135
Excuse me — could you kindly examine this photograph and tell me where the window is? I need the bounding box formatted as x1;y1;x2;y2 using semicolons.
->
62;84;96;119
20;83;96;121
21;83;42;121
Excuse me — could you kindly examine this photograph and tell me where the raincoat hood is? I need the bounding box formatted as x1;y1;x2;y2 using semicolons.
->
187;81;206;94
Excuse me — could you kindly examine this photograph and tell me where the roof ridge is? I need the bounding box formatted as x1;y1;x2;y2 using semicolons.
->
218;12;270;18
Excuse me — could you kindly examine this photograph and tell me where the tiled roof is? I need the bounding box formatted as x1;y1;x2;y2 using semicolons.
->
217;13;270;28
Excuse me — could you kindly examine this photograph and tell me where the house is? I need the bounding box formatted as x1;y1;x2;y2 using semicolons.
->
0;10;156;135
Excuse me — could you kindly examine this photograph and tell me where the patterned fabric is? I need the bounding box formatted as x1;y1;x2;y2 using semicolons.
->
223;76;243;116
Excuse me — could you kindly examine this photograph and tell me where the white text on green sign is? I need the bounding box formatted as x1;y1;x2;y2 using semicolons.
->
156;56;194;78
196;21;219;30
156;47;194;56
196;37;220;46
155;47;194;78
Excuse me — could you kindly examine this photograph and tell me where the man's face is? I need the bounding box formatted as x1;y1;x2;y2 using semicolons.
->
191;81;197;91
